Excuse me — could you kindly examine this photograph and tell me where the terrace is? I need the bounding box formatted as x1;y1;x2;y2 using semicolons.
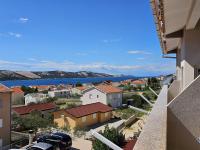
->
134;85;167;150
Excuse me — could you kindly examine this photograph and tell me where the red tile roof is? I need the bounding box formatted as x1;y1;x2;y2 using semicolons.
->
65;102;113;118
30;85;53;90
11;87;24;94
131;80;146;85
96;85;122;93
0;84;12;93
12;102;56;115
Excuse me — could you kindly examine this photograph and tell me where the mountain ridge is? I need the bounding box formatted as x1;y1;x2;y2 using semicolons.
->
0;70;114;81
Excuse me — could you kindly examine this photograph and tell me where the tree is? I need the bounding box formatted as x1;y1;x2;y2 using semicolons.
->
13;111;54;132
147;77;161;90
44;97;57;103
21;85;38;95
75;82;82;87
92;125;125;150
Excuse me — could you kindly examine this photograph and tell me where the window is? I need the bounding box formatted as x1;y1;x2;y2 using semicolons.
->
89;94;92;99
0;139;2;147
93;113;96;119
0;119;2;128
82;116;86;122
97;95;99;98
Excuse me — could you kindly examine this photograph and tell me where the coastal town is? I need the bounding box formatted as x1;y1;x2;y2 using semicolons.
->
0;75;164;150
1;0;200;149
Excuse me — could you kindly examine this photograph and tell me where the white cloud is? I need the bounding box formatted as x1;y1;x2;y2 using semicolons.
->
0;59;141;72
0;59;175;75
19;17;29;23
128;50;152;55
8;32;22;38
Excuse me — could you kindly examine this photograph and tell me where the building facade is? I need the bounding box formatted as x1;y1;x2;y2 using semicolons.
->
24;93;48;105
11;87;24;105
0;84;12;149
48;89;70;98
71;86;87;95
134;1;200;150
80;85;122;108
54;102;112;129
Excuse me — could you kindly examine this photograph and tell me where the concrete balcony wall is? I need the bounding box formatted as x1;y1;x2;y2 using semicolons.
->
167;80;180;103
167;75;200;150
134;85;168;150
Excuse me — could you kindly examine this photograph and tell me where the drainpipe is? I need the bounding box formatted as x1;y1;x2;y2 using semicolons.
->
90;129;123;150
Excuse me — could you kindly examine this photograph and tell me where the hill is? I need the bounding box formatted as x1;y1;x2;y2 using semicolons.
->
0;70;113;81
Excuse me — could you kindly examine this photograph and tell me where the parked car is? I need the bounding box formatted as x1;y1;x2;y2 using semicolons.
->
37;132;72;150
29;142;54;150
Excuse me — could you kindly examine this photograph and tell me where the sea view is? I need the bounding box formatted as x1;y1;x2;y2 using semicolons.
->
0;76;137;87
1;0;195;149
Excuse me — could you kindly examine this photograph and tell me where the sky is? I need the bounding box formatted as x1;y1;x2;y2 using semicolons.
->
0;0;175;76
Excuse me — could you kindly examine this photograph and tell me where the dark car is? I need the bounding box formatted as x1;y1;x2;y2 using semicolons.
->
37;132;72;150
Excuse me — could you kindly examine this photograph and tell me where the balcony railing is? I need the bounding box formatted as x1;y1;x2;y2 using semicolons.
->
167;80;180;103
134;85;168;150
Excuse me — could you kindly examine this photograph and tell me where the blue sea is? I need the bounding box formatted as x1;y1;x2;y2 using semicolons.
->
0;76;137;87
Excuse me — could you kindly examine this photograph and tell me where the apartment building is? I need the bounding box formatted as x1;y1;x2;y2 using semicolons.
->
0;84;12;149
134;1;200;150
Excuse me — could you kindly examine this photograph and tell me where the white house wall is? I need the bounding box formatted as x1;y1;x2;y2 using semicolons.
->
81;88;122;108
81;88;107;105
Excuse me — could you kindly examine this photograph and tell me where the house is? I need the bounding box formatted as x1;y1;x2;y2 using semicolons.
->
24;93;48;105
12;102;56;117
130;80;147;89
11;87;24;105
30;85;55;92
80;85;122;108
0;84;12;148
48;89;70;98
54;102;112;129
71;86;87;95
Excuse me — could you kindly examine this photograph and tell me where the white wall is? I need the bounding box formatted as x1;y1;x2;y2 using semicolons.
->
48;90;70;98
81;88;107;105
179;29;200;90
81;88;122;108
25;94;47;105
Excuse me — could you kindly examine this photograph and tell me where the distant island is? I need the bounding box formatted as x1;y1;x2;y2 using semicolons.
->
0;70;114;81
